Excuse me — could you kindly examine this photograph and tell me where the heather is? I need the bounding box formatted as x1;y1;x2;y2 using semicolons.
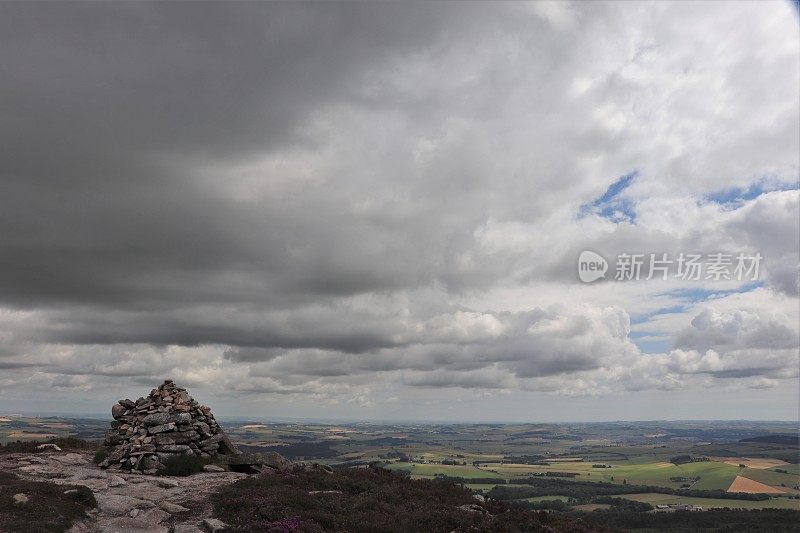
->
211;467;601;532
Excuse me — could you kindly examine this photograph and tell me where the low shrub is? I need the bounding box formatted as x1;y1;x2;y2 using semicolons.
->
162;454;207;476
92;448;110;465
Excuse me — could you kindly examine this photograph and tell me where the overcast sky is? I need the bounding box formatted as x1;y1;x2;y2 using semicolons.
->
0;1;798;422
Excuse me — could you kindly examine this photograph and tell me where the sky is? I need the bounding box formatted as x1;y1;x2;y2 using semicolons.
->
0;1;798;422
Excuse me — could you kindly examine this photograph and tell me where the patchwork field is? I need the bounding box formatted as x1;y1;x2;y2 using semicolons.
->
3;415;798;522
386;455;799;496
719;458;790;469
728;475;785;494
622;493;800;510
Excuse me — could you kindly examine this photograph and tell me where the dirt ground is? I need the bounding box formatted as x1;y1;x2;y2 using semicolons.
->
727;475;785;494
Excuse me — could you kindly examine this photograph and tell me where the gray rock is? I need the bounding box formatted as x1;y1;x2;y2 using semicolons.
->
174;412;192;424
140;455;163;471
112;404;127;420
55;453;88;465
202;464;226;473
202;518;228;532
108;475;128;487
156;444;191;454
148;422;176;434
95;494;156;517
99;518;168;533
173;525;205;533
35;443;61;452
159;501;190;513
141;412;170;427
137;508;171;524
12;493;29;504
457;503;488;514
154;478;180;488
198;434;222;448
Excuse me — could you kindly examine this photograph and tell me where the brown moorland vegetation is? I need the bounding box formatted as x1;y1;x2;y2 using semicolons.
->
211;467;603;532
0;471;97;533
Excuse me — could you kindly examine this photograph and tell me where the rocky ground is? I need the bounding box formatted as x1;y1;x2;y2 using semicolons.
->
0;451;246;532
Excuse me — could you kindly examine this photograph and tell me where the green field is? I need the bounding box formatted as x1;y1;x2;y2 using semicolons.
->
385;457;798;493
738;467;800;489
622;493;800;510
476;459;742;490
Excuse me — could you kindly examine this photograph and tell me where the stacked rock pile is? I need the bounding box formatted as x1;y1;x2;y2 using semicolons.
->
100;379;238;474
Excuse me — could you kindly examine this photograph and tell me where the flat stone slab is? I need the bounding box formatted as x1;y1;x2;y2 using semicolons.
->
0;451;247;533
99;517;168;533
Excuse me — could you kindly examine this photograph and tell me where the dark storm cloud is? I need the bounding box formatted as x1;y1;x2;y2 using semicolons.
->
0;361;47;370
0;0;797;408
0;1;500;316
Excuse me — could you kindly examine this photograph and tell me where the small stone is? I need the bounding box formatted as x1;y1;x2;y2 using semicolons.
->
35;443;61;452
203;464;225;473
108;475;128;487
457;503;488;514
138;509;171;524
202;518;228;532
155;478;180;488
12;493;29;504
159;501;190;513
130;509;140;518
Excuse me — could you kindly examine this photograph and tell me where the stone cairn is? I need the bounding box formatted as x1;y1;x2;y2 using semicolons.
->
100;379;237;474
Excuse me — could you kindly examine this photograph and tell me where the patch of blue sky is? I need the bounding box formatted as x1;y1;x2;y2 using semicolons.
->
629;305;689;325
703;180;799;209
628;332;671;354
579;171;638;223
661;281;764;304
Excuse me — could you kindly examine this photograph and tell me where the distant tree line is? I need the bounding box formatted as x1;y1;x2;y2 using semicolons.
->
573;509;800;532
670;454;710;465
486;478;771;501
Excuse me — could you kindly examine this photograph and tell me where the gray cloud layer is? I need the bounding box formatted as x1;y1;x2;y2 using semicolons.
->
0;1;797;416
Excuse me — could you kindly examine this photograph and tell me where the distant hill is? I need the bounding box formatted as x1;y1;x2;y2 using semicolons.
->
740;435;799;446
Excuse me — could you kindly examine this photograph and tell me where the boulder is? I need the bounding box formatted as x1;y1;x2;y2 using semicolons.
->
223;451;292;473
111;403;127;420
